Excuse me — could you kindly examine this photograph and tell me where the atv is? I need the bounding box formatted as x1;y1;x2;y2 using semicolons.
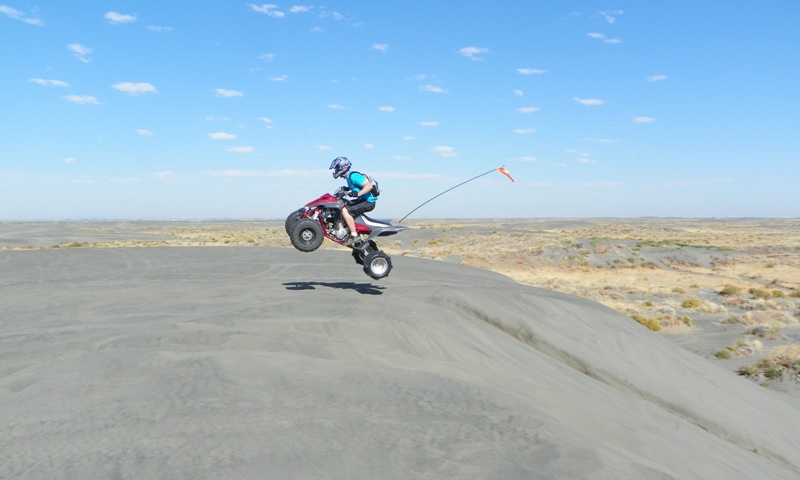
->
285;188;406;279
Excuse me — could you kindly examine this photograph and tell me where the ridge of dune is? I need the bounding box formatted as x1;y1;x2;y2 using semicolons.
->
2;247;800;479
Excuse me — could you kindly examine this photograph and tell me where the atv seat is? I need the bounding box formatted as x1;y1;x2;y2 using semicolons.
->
359;214;394;228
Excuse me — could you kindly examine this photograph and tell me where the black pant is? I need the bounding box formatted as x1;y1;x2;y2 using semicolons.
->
345;200;376;218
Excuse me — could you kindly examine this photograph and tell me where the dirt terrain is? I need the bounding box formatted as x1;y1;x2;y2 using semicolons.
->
3;218;799;396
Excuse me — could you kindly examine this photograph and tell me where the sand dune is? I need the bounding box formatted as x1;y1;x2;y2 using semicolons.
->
2;246;800;479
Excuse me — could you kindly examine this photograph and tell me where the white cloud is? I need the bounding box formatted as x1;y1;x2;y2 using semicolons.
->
567;150;596;164
327;103;345;110
459;46;489;60
215;88;244;97
317;145;335;151
587;32;621;44
517;106;540;113
403;136;415;141
372;44;389;53
63;157;77;164
363;144;375;149
512;89;524;96
227;146;255;154
633;116;655;123
259;117;274;129
393;155;411;162
289;6;311;14
150;171;176;182
259;53;275;61
269;75;288;82
249;4;285;17
598;10;624;24
146;25;174;32
420;84;446;94
573;97;606;106
432;146;457;158
136;129;153;136
647;74;668;83
63;95;100;105
69;43;92;63
516;156;538;163
0;5;43;25
517;68;546;75
113;82;158;96
419;121;439;127
378;106;394;112
208;132;237;140
30;78;69;87
104;11;137;24
513;128;537;135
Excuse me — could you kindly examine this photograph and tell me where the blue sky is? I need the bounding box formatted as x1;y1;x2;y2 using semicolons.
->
2;1;798;220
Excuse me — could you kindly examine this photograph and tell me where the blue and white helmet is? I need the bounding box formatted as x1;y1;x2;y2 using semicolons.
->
329;156;351;179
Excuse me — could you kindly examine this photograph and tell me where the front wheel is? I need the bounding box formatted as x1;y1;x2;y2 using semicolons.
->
363;250;392;280
290;219;324;252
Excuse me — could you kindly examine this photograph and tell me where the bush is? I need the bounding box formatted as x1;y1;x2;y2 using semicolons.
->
750;325;782;339
679;315;695;327
631;314;661;332
738;345;800;379
681;298;703;309
750;288;772;300
719;284;741;296
672;287;686;294
715;349;733;359
771;290;786;298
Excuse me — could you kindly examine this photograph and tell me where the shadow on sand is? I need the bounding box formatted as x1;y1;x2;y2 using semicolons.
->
282;281;385;295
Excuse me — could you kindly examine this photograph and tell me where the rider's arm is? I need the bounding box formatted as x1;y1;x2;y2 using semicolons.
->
356;179;373;197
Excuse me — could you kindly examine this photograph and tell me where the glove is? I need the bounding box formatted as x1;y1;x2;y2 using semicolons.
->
334;186;348;198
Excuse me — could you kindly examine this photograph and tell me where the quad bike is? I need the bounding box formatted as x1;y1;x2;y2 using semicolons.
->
285;188;407;279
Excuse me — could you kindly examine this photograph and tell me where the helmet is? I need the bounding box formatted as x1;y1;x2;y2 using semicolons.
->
329;156;351;179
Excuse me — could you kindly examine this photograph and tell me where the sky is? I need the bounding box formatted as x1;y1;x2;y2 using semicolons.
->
2;1;799;220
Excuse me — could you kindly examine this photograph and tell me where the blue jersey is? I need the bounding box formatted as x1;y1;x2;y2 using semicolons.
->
346;171;377;203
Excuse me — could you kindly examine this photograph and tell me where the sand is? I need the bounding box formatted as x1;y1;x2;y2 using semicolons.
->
2;221;800;479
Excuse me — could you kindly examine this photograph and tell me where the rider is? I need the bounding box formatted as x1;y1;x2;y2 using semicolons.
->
329;156;376;245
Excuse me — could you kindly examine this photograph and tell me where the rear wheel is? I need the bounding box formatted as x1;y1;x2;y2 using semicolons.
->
285;209;303;235
290;219;324;252
363;250;392;279
351;240;378;265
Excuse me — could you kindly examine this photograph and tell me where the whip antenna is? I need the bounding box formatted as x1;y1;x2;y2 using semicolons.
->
398;166;514;224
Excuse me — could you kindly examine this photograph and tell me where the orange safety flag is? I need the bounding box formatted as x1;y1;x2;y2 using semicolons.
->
497;166;515;183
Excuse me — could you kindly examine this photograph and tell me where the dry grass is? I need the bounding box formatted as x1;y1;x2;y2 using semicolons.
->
740;345;800;380
385;219;800;335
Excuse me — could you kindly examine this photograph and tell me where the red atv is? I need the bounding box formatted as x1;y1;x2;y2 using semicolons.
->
285;189;407;279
